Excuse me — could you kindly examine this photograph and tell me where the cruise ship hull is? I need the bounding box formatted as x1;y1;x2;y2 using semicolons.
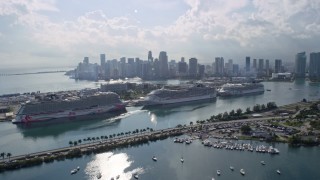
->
12;104;125;124
144;94;216;106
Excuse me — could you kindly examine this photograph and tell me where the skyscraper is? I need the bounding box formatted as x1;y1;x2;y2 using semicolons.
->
265;59;270;76
178;58;187;76
215;57;224;76
189;58;198;77
258;59;264;72
159;51;169;78
309;52;320;79
100;54;106;78
148;51;153;62
253;59;257;70
246;56;250;72
295;52;307;78
275;59;282;73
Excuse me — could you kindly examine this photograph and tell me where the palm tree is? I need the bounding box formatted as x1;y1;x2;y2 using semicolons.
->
0;152;5;160
6;153;11;161
69;141;73;147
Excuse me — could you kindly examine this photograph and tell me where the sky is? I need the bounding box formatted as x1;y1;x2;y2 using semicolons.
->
0;0;320;68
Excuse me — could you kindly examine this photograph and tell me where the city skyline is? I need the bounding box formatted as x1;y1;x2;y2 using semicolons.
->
1;0;320;68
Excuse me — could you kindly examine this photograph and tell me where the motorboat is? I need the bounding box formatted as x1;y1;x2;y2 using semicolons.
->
240;169;245;175
133;173;139;179
230;166;234;171
152;156;157;161
217;170;221;176
261;161;266;165
77;166;80;171
180;157;184;163
277;169;281;174
70;169;77;175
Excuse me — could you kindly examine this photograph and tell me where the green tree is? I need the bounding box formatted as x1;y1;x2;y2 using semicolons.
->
240;125;252;135
69;141;73;147
0;152;5;160
6;153;12;161
261;104;266;110
253;104;261;112
229;110;235;116
236;108;242;116
246;107;251;114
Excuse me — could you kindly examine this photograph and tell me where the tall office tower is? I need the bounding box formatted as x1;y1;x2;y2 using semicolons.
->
189;58;198;77
100;54;106;66
275;59;282;73
295;52;307;78
265;59;270;76
104;60;111;80
154;58;160;77
178;59;187;75
233;64;239;75
258;59;264;72
245;56;250;72
159;51;169;78
148;51;153;62
83;57;89;64
127;58;135;77
181;57;185;62
135;58;143;78
227;59;233;76
215;57;224;76
309;52;320;79
198;64;205;77
253;59;257;70
119;57;126;78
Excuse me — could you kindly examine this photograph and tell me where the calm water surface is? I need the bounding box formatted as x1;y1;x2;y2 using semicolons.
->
0;71;319;180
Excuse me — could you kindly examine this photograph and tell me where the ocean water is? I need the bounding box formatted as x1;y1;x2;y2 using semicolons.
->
0;71;319;180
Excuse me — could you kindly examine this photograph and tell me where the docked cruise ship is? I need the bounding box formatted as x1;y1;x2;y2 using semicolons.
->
218;83;264;97
143;84;217;106
12;92;125;123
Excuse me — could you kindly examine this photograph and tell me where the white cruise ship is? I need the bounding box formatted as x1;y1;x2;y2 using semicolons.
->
12;92;125;123
218;83;264;97
143;84;216;106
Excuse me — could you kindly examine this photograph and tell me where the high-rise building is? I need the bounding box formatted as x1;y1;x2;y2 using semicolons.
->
119;57;126;78
245;56;250;72
275;59;282;73
265;59;270;76
159;51;169;78
309;52;320;79
83;57;89;64
215;57;224;76
258;59;264;72
127;58;135;77
253;59;257;70
198;64;205;77
178;59;187;76
295;52;307;78
148;51;153;62
100;54;106;78
226;59;233;76
233;64;239;75
189;58;198;77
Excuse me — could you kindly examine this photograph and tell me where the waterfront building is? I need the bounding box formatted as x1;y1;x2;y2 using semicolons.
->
75;57;99;80
295;52;307;78
100;54;106;78
189;58;198;78
148;51;153;62
215;57;224;76
159;51;169;78
233;64;239;76
127;58;135;78
253;59;257;70
226;59;233;76
309;52;320;80
265;59;270;76
178;58;188;76
275;59;282;73
198;64;205;77
258;59;264;72
100;83;128;93
246;56;250;72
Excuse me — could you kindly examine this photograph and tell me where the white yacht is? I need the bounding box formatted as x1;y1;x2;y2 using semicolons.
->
277;169;281;174
261;161;266;165
70;169;77;175
240;169;245;175
152;156;157;161
230;166;234;171
180;157;184;163
218;83;264;97
217;170;221;176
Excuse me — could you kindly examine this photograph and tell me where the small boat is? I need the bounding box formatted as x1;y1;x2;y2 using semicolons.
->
277;169;281;174
217;170;221;176
240;169;245;175
77;166;80;171
133;173;139;179
212;178;215;180
261;161;266;165
70;169;77;175
266;89;271;91
180;157;184;163
96;172;102;179
230;166;234;171
152;156;157;161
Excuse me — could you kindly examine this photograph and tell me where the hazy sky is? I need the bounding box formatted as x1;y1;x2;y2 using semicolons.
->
1;0;320;68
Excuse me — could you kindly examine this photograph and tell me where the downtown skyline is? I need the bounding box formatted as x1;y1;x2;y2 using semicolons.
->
1;0;320;68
